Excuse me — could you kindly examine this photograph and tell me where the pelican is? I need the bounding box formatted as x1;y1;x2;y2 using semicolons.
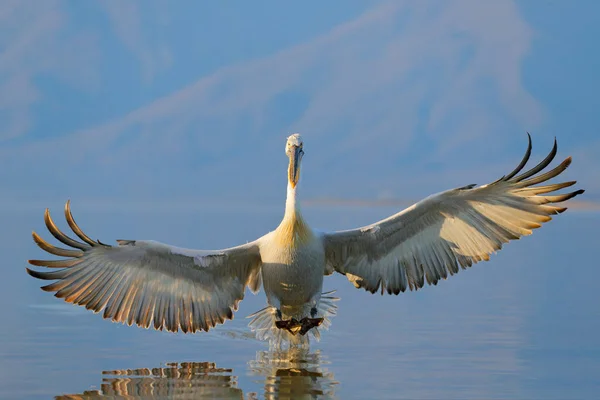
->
27;133;583;343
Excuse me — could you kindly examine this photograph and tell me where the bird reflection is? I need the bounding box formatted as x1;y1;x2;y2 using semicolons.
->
249;349;337;399
56;362;243;399
56;349;337;400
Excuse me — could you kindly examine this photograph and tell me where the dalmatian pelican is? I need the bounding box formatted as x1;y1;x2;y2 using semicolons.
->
27;133;583;343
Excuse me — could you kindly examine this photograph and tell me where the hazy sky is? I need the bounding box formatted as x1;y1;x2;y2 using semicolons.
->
1;1;598;210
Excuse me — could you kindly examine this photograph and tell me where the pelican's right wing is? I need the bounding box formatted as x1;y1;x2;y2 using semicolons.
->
27;201;263;333
323;135;583;294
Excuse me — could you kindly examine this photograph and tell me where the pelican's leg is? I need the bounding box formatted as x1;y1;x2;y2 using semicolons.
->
273;303;303;335
266;295;283;321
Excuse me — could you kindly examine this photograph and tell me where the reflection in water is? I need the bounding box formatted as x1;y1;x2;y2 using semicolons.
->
56;362;243;399
56;349;337;400
249;349;337;399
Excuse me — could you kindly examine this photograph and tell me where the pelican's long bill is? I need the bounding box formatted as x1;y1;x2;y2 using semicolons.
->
288;144;304;188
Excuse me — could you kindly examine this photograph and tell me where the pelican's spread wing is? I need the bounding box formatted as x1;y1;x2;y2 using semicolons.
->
323;136;583;295
27;202;263;333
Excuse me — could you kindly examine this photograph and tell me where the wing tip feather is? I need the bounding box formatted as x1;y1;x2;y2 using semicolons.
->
25;267;38;278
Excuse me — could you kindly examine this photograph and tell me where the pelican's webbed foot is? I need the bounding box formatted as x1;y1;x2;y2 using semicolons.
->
275;317;324;336
299;317;323;335
275;318;302;335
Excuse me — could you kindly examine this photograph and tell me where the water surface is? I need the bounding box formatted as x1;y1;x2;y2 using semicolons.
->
1;205;598;399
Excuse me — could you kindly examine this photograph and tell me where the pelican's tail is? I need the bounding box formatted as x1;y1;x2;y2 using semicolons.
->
247;291;339;348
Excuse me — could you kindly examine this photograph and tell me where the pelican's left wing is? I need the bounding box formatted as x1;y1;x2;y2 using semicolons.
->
27;201;263;333
323;136;583;294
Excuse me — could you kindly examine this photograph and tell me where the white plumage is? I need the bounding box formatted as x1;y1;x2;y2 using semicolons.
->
27;133;583;344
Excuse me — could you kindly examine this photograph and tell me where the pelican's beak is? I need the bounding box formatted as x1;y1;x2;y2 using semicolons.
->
288;145;304;188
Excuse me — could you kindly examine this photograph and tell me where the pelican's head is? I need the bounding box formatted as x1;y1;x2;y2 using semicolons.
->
285;133;304;188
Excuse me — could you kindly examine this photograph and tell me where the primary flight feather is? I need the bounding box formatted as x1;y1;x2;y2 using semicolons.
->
27;133;583;343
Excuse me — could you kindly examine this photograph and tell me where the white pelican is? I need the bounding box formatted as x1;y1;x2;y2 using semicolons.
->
27;133;583;343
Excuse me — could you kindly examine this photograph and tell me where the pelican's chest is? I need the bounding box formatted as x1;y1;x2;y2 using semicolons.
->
259;224;324;267
260;236;325;267
259;226;325;306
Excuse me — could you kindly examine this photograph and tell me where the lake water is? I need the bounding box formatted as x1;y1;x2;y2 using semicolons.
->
1;204;598;399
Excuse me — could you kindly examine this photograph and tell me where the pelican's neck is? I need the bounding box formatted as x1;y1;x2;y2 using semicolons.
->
284;181;301;221
275;181;311;247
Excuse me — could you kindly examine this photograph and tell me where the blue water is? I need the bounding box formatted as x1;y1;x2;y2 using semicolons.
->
1;204;598;399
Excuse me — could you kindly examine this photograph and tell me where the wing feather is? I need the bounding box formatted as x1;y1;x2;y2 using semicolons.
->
323;136;583;295
27;201;263;333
